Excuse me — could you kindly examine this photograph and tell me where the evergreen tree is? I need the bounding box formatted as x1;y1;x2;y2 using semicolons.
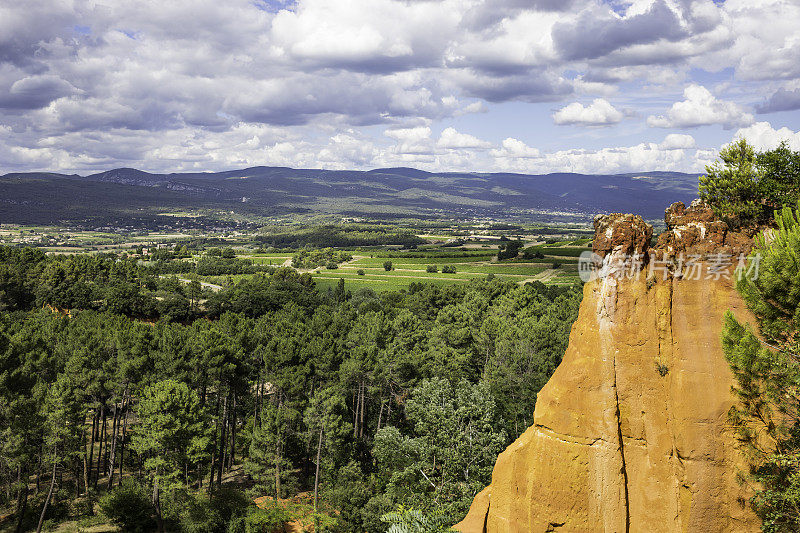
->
373;378;507;522
246;400;295;499
700;138;763;228
0;245;582;532
724;202;800;532
131;380;210;530
756;141;800;212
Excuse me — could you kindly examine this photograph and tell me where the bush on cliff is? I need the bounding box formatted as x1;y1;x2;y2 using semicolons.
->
700;139;762;228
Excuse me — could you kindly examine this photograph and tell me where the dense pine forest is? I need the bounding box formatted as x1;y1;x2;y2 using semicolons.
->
0;247;581;532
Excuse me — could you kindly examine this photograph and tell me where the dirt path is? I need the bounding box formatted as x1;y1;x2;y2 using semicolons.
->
340;255;366;267
323;272;472;282
518;268;560;284
175;277;223;292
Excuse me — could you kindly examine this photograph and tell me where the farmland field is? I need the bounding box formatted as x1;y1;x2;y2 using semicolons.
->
309;252;581;292
3;221;591;294
194;252;584;292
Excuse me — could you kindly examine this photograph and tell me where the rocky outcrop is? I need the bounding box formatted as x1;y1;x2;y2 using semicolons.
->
655;200;753;258
455;207;761;533
592;213;653;258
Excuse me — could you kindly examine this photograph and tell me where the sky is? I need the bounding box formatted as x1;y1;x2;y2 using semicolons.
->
1;0;800;175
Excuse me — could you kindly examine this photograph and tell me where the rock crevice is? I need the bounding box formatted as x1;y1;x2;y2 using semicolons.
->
612;344;630;533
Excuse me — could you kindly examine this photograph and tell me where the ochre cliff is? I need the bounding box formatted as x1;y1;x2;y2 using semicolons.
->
456;202;761;533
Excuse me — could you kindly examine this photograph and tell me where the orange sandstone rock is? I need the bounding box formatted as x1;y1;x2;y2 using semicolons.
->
592;213;653;258
655;200;754;258
455;209;760;533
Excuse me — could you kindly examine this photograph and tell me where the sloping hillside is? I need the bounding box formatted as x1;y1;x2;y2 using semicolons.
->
0;166;699;225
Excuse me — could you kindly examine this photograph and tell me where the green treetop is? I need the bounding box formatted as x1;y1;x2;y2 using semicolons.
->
131;379;210;529
700;139;800;229
700;138;762;228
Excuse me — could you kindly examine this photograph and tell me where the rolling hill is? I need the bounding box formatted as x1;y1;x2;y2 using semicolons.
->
0;166;700;226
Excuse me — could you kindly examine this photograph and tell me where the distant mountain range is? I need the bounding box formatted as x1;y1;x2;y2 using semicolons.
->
0;166;700;226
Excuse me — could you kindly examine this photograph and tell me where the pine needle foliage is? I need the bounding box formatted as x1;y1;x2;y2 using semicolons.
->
724;202;800;532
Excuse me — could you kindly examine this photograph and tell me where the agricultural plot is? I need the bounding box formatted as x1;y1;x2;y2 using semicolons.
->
242;254;294;266
310;252;582;292
192;243;588;292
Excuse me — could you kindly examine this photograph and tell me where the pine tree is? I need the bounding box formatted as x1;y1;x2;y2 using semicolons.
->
700;138;764;228
723;202;800;532
756;141;800;212
131;380;210;530
246;400;295;499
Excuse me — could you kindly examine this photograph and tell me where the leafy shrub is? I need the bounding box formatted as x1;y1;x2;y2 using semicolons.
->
522;248;546;260
242;505;293;533
426;265;438;273
381;507;454;532
357;269;365;276
99;478;156;533
325;262;338;270
177;494;225;533
147;489;251;533
383;261;393;271
441;265;456;274
211;488;251;524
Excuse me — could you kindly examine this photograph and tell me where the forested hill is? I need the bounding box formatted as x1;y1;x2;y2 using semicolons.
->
0;166;699;224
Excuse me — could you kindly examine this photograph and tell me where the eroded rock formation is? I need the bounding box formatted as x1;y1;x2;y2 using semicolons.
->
455;206;761;533
655;200;753;258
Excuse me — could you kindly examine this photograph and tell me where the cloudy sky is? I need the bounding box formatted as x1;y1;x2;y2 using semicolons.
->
1;0;800;175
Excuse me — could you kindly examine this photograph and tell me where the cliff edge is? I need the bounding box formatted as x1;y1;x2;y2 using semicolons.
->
456;201;761;533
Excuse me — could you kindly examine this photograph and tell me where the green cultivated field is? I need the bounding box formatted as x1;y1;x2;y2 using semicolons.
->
3;222;591;294
194;247;586;292
310;253;580;292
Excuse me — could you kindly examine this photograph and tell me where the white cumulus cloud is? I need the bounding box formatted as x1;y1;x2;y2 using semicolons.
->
659;133;696;150
436;127;492;150
647;85;754;129
490;137;541;159
732;121;800;151
553;98;624;126
384;126;433;154
489;134;706;174
0;0;798;174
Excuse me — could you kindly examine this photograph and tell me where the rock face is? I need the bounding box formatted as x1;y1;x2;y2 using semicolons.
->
655;200;752;258
455;208;761;533
592;213;653;258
